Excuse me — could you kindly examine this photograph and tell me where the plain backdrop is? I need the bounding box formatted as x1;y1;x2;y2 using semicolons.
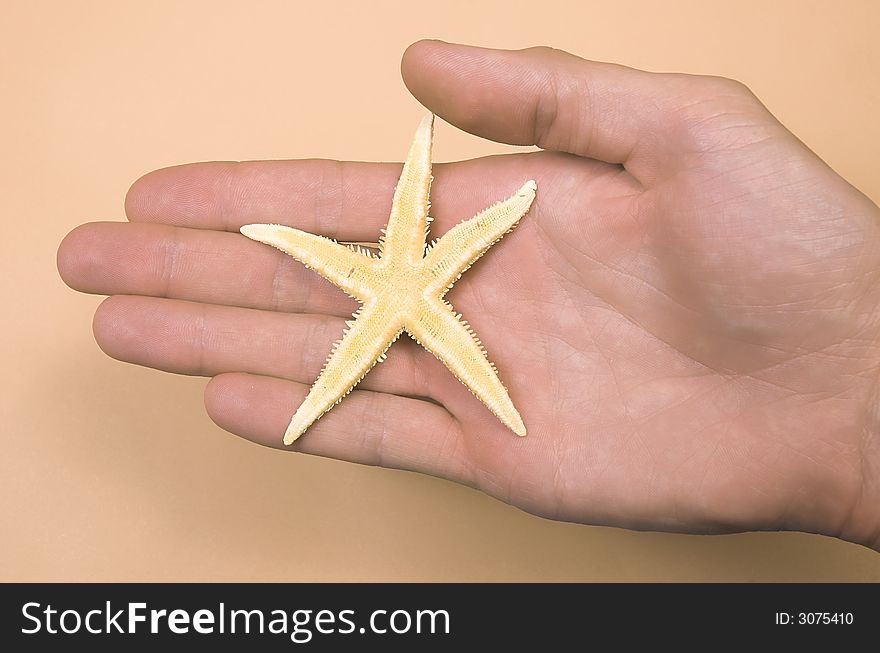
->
2;0;879;580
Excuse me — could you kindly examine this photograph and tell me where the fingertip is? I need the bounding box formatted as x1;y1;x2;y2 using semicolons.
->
400;39;464;108
401;38;484;71
204;373;292;450
203;373;233;425
123;165;194;223
204;373;255;436
91;295;125;359
401;38;448;74
124;162;235;226
400;41;541;149
123;169;153;222
56;223;93;286
60;221;156;295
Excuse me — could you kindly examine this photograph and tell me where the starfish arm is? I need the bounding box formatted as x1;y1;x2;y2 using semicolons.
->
283;301;402;444
406;298;526;436
240;223;376;302
422;180;536;296
381;113;434;264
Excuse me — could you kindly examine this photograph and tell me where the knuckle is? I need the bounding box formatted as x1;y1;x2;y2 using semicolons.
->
313;159;345;240
533;69;561;148
686;74;764;117
700;74;753;98
669;74;779;154
158;230;182;297
522;45;561;58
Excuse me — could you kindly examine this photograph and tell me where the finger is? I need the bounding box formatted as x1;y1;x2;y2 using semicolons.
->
92;295;440;401
58;221;359;317
205;372;473;484
400;39;765;184
126;159;399;236
123;154;556;234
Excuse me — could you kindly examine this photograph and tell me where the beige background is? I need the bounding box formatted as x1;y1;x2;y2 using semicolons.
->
2;0;879;581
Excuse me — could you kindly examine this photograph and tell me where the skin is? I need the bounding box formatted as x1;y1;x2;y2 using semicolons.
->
57;40;880;549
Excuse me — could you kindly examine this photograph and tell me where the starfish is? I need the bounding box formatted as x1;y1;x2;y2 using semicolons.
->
240;114;536;444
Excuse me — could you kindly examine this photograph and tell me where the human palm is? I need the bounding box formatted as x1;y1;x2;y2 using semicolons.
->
58;41;880;548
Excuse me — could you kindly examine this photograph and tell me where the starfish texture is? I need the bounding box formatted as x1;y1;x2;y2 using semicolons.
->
241;114;537;444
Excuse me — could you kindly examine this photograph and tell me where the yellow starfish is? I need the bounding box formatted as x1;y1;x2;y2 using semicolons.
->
240;114;536;444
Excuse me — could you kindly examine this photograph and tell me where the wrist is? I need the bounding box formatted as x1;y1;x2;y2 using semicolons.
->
836;378;880;550
812;276;880;550
773;339;880;551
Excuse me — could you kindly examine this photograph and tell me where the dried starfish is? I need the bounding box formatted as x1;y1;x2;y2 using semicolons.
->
240;114;536;444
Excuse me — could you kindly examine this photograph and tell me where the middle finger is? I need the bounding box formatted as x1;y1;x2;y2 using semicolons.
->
59;221;360;317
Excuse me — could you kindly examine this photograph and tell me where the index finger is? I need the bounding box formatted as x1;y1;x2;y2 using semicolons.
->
124;159;404;242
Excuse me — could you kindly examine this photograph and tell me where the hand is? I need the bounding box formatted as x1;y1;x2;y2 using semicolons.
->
57;40;880;549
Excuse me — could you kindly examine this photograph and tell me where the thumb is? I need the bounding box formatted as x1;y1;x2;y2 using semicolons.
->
401;40;771;185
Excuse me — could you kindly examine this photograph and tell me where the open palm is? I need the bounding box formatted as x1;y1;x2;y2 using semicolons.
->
58;41;880;548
